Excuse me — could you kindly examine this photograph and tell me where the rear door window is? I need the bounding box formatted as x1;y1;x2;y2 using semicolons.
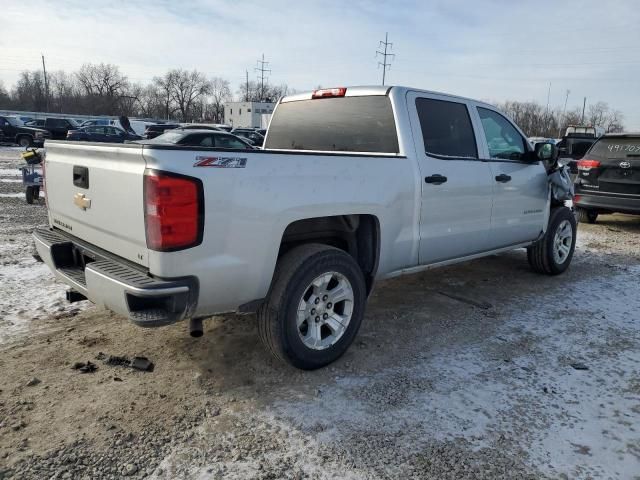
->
415;98;477;158
215;135;249;149
265;96;399;153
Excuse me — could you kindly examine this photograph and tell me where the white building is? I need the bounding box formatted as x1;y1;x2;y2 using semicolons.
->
224;101;275;128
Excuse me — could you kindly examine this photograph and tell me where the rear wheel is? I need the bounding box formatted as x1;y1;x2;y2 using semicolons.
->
576;207;598;224
257;244;366;370
18;136;33;148
527;207;576;275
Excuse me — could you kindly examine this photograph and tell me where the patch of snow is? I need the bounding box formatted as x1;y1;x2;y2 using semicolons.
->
0;192;42;199
0;240;87;345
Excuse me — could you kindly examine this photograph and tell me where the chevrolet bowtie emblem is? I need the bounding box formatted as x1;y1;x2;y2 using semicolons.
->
73;193;91;210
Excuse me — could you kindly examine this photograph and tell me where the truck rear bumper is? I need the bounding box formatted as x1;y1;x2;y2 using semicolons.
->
33;227;198;327
574;191;640;215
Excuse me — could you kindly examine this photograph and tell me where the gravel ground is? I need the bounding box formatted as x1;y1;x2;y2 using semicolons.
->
0;145;639;479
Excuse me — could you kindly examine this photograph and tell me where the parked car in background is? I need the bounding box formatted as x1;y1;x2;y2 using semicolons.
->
232;128;265;147
41;117;81;140
179;124;222;131
36;85;572;370
25;119;46;128
137;128;255;148
78;118;153;136
0;115;50;147
213;124;233;132
574;133;640;223
143;123;180;139
66;125;142;143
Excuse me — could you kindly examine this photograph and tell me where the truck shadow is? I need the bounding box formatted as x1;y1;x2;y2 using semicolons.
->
176;245;614;397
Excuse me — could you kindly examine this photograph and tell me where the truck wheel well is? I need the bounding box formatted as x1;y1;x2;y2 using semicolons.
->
279;215;380;293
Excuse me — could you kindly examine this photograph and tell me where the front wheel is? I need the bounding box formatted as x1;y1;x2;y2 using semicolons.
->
257;244;366;370
527;207;577;275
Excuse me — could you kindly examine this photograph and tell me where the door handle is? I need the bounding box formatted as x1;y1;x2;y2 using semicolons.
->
495;174;512;183
425;174;448;185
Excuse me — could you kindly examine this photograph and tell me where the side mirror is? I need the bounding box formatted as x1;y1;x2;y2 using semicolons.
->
534;142;558;162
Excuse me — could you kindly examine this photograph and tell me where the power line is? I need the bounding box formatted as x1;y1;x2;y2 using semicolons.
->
376;32;394;86
255;54;270;102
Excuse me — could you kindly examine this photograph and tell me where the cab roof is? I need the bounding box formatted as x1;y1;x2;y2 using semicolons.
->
280;85;496;109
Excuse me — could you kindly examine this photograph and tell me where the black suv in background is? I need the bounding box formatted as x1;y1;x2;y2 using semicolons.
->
43;118;80;139
143;123;180;139
574;133;640;223
0;115;50;147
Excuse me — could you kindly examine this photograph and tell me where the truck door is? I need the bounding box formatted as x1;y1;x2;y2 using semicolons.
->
471;105;548;247
407;92;495;264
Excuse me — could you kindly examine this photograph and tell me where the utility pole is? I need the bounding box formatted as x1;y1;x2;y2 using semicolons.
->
581;96;587;124
41;54;49;112
255;54;270;102
558;89;570;137
245;70;249;102
545;82;551;134
376;32;395;86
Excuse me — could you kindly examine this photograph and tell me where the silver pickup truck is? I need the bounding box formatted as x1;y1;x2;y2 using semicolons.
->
34;86;576;369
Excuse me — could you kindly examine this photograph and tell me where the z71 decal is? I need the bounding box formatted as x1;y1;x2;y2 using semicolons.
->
194;156;247;168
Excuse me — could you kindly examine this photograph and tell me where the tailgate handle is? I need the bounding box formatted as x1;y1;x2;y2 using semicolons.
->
73;166;89;189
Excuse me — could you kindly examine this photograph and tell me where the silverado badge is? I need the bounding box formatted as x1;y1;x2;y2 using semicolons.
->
74;192;91;210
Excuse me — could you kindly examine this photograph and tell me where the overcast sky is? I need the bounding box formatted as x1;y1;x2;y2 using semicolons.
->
2;0;640;128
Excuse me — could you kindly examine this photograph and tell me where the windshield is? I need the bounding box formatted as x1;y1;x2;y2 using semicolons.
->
265;95;399;153
5;117;20;126
148;131;184;143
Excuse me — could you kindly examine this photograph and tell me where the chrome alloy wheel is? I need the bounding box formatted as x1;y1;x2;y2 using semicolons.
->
296;271;354;350
553;219;573;264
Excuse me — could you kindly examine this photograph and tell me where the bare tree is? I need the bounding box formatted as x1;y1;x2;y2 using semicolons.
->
76;63;129;115
586;101;609;129
48;71;78;113
0;81;11;109
168;69;211;122
11;71;47;111
152;73;177;120
206;77;231;122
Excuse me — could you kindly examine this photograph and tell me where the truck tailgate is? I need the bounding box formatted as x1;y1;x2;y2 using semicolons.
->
44;141;148;267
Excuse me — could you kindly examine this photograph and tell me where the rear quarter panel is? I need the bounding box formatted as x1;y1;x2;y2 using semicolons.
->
142;147;418;316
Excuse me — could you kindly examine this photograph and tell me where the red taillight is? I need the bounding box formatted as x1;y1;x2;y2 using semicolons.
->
577;159;601;171
144;171;203;251
311;87;347;99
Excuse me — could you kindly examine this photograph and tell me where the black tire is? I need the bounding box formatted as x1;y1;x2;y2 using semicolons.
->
257;244;366;370
527;207;577;275
25;186;35;204
576;207;598;224
18;136;33;148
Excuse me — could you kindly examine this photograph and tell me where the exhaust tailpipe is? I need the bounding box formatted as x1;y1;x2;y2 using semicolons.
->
189;318;203;338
